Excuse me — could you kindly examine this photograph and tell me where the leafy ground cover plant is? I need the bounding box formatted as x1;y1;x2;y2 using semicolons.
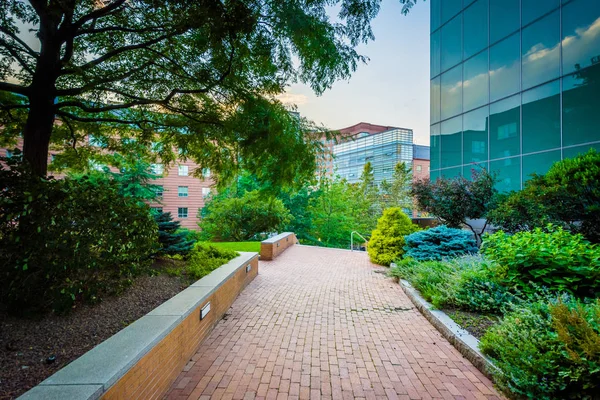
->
480;296;600;398
368;208;419;266
404;225;477;261
186;244;239;281
481;226;600;298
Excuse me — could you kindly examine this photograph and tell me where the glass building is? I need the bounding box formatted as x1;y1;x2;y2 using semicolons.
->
333;128;414;184
430;0;600;191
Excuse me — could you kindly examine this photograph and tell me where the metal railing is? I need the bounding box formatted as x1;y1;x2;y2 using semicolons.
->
350;231;369;252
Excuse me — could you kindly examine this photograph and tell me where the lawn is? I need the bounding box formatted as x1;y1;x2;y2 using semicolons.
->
206;241;261;253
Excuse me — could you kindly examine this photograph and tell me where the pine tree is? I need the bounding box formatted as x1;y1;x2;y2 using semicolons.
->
154;212;195;256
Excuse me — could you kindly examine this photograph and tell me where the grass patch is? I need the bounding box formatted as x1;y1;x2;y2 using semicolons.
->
206;241;261;253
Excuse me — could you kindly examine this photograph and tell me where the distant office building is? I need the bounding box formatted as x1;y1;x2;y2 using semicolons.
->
430;0;600;191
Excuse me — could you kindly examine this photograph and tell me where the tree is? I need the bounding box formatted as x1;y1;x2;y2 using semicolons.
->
200;190;291;241
353;162;381;235
380;161;413;210
0;0;418;177
367;207;418;266
155;212;195;256
412;169;497;245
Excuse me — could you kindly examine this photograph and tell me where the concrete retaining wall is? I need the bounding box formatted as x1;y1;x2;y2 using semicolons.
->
19;252;259;400
260;232;297;261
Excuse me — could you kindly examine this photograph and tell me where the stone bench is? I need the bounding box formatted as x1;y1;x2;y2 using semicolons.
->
260;232;297;261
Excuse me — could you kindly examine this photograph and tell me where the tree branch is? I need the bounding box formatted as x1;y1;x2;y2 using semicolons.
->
0;81;30;96
0;27;39;58
75;24;167;37
71;0;127;31
0;38;35;75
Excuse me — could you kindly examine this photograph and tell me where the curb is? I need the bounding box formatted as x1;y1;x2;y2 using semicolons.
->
391;266;498;381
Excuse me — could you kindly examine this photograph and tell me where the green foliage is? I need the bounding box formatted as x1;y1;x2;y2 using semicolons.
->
412;169;497;244
205;242;261;253
488;150;600;243
380;161;413;210
367;208;419;266
480;297;600;399
403;225;477;261
0;157;158;314
200;190;291;241
482;226;600;298
155;212;195;257
187;244;239;281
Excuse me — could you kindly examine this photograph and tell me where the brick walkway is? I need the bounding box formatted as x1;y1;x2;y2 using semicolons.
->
165;245;502;400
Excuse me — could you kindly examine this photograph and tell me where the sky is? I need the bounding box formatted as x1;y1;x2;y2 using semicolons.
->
279;0;431;145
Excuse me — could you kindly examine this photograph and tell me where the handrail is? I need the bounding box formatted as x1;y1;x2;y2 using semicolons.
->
351;231;368;251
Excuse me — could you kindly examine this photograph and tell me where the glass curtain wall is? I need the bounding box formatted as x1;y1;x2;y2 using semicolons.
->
430;0;600;191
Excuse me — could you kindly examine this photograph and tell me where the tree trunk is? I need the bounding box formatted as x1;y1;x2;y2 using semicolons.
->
23;97;55;177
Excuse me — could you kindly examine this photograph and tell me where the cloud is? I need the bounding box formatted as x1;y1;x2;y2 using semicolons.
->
276;92;309;106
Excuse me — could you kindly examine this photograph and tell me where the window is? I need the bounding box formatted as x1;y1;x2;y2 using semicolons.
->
463;50;489;112
89;135;105;147
440;116;462;168
440;65;462;120
151;163;164;175
202;168;211;178
178;186;188;197
151;207;163;214
202;188;211;197
463;0;488;60
89;160;105;171
416;165;422;172
178;165;188;176
463;106;489;163
490;33;520;102
441;14;462;72
6;150;13;158
178;207;188;218
490;95;520;160
562;0;600;75
490;0;519;44
522;0;559;26
522;81;560;153
522;11;560;90
155;185;164;197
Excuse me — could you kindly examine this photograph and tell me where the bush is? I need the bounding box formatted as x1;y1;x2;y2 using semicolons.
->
488;149;600;243
480;297;600;398
404;225;477;261
0;160;158;314
367;208;419;266
154;212;195;257
482;226;600;298
187;244;238;281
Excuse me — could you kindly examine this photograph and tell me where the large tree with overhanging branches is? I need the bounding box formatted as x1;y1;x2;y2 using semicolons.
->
0;0;418;183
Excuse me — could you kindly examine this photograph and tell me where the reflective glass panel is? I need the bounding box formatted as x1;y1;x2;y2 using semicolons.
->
490;157;521;192
522;11;560;90
441;65;462;120
463;0;488;59
430;169;440;182
431;30;441;78
490;33;520;102
522;80;561;154
563;70;600;146
441;167;462;179
441;0;462;25
563;143;600;159
562;0;600;76
463;50;489;111
431;0;441;32
441;15;463;72
463;162;489;180
522;0;559;27
522;150;560;182
430;124;441;171
441;116;463;168
489;0;519;44
431;76;441;123
463;106;489;164
490;95;520;160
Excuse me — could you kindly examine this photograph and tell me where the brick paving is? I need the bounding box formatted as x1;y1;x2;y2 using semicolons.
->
165;245;503;400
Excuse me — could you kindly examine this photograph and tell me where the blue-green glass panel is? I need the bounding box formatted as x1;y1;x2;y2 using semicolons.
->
522;11;560;90
441;167;462;179
562;0;600;76
490;95;520;160
463;106;489;164
441;116;462;168
441;14;463;72
490;33;520;102
522;80;560;154
522;150;560;182
563;71;600;147
431;30;441;78
490;156;521;192
463;162;489;180
441;0;462;25
430;124;441;171
563;143;600;159
489;0;519;44
441;65;462;120
463;50;489;111
464;0;488;59
522;0;559;27
431;76;441;124
431;0;441;32
430;169;440;182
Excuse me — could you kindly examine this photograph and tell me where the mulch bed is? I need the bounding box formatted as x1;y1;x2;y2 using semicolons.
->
0;264;188;400
443;309;501;339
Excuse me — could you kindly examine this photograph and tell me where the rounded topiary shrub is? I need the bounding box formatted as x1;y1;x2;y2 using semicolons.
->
404;225;477;261
367;207;419;266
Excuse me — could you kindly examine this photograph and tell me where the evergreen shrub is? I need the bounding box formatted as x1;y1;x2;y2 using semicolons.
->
404;225;477;261
367;207;419;266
